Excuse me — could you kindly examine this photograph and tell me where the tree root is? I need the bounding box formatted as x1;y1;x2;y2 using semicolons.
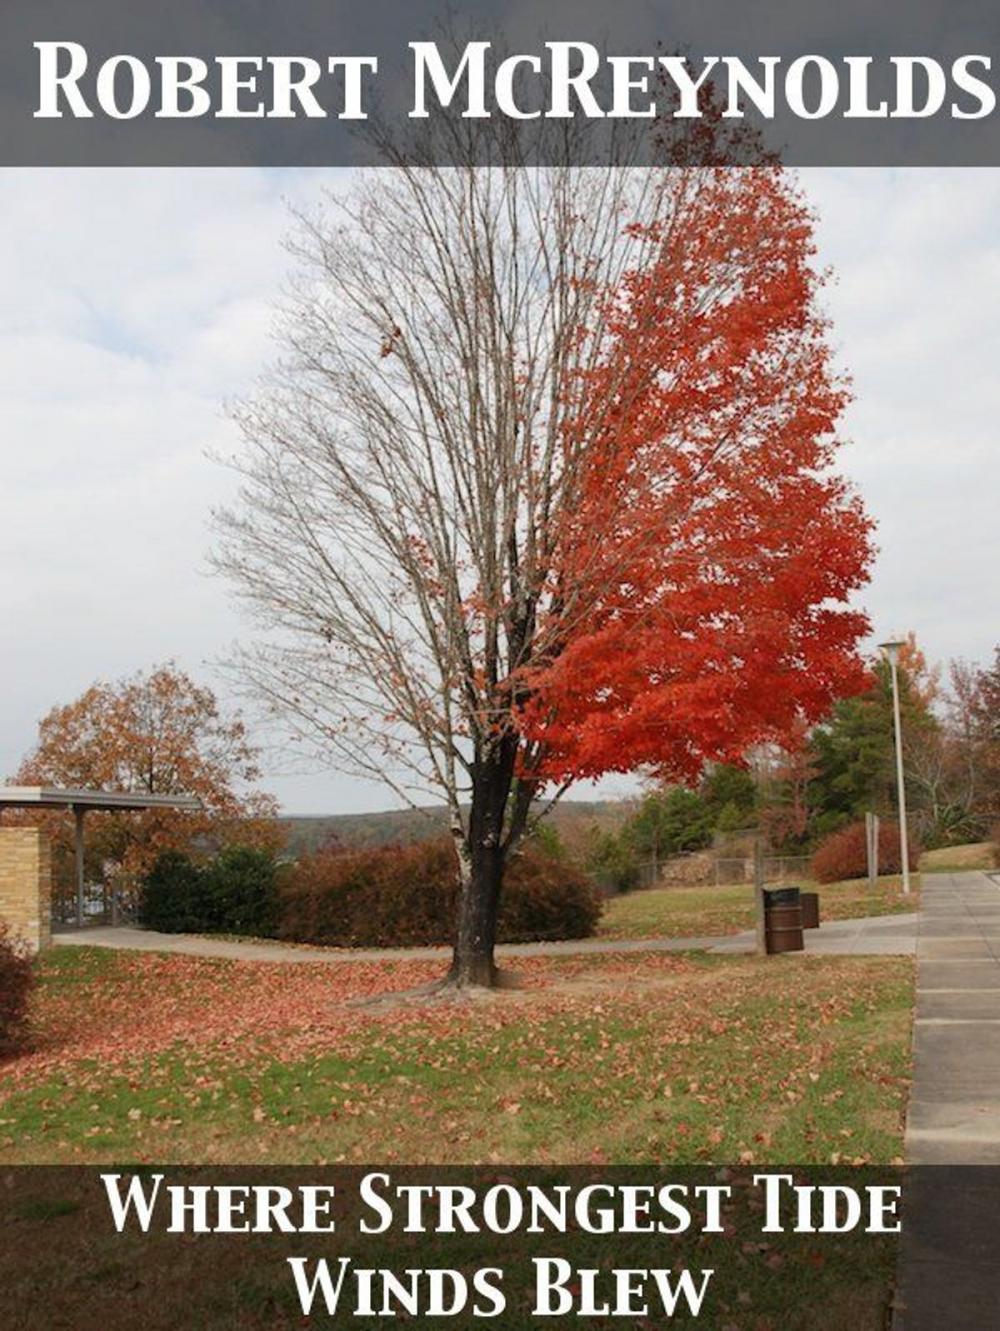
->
346;967;525;1011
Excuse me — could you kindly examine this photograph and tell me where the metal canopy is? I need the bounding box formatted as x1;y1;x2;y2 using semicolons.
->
0;786;203;928
0;786;202;813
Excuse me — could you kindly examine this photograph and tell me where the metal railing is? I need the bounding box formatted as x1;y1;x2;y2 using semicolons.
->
52;880;133;928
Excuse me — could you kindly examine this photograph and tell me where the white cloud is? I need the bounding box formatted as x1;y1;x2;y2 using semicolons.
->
803;168;1000;668
0;166;997;812
0;167;390;813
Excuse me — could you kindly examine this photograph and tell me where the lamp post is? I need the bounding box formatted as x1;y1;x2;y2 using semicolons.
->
879;637;911;896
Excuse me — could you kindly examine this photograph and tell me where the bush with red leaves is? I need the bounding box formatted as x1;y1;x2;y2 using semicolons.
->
280;838;601;948
0;922;34;1052
500;850;604;942
811;820;919;885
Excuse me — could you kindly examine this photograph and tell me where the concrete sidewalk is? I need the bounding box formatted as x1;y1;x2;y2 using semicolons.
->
712;909;918;957
53;909;918;964
906;869;1000;1164
896;871;1000;1330
52;925;719;963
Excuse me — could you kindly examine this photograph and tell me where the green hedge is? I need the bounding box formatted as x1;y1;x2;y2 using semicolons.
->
140;846;279;936
141;851;203;933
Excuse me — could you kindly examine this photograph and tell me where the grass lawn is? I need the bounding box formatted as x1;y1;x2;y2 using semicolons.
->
919;841;997;873
0;944;912;1167
598;875;919;942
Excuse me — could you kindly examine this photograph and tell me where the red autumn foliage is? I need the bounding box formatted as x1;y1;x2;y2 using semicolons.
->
520;169;873;785
280;839;601;947
811;820;919;885
0;924;34;1053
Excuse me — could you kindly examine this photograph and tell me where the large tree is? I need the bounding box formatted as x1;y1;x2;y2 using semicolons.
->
13;664;279;901
215;160;873;988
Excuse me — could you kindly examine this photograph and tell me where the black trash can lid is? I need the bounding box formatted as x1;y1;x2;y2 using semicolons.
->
764;887;801;905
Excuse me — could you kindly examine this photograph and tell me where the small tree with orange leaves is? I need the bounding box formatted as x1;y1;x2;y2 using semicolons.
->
12;664;280;911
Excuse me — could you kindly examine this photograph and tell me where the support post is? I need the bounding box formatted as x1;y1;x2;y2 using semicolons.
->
887;657;911;895
74;806;85;929
754;834;766;956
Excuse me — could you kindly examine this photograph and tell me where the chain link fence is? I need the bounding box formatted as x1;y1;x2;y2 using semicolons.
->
625;850;811;891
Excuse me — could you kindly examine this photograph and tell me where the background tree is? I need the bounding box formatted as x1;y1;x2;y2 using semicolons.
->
13;664;279;905
215;156;873;988
584;825;641;895
938;649;1000;835
700;765;758;833
806;634;1000;848
808;644;933;835
756;721;818;849
976;649;1000;740
970;649;1000;817
896;633;941;709
624;788;715;876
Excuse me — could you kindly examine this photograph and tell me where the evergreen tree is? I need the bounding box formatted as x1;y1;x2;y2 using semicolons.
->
625;789;715;871
701;765;757;823
809;656;934;832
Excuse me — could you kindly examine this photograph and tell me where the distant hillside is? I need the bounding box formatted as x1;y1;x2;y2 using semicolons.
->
279;799;632;860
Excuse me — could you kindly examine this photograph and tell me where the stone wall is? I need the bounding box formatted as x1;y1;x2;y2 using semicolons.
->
0;827;52;953
658;850;717;886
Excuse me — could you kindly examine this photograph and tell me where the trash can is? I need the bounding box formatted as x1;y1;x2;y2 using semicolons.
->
763;886;804;954
800;891;820;930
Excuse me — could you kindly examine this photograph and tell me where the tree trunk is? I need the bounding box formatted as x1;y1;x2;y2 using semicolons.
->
449;839;504;987
448;742;517;988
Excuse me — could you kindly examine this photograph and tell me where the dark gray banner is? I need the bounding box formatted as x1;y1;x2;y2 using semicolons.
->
3;1165;1000;1329
0;1164;900;1329
3;1;1000;165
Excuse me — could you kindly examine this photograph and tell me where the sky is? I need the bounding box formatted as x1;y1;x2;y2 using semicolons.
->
1;167;998;814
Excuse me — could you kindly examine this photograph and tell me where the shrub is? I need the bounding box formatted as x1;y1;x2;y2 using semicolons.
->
811;819;919;885
991;824;1000;869
140;851;204;933
501;850;602;941
919;807;985;851
281;840;454;948
0;923;34;1053
201;846;280;936
280;838;601;947
140;847;280;936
